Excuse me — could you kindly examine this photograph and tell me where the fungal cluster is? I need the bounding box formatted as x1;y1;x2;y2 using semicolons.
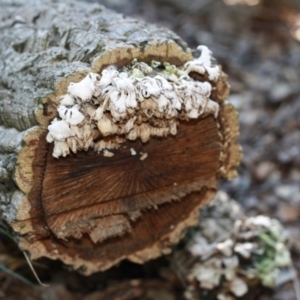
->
47;45;221;158
182;192;292;300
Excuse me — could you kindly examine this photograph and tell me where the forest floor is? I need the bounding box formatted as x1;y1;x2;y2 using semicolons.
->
1;0;299;299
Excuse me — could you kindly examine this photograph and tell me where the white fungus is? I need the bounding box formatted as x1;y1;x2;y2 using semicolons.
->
57;104;85;126
53;140;70;158
67;73;100;101
184;45;220;81
59;94;75;106
103;149;114;157
47;46;222;158
130;148;137;156
140;152;148;161
47;119;74;141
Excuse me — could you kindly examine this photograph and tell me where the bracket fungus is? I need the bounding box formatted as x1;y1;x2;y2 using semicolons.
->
0;0;241;274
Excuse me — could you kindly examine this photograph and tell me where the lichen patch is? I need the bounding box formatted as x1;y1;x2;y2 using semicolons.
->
47;45;221;158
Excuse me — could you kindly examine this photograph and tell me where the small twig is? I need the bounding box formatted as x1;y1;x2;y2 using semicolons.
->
22;251;49;287
0;226;49;287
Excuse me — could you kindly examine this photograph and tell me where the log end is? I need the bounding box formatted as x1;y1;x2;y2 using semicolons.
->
11;42;241;274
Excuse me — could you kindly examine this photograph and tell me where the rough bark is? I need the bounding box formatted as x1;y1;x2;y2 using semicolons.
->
0;0;241;274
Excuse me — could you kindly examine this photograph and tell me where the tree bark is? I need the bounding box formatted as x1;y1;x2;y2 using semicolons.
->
0;0;241;274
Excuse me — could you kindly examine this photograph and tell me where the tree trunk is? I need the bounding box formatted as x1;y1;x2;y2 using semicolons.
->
0;0;241;274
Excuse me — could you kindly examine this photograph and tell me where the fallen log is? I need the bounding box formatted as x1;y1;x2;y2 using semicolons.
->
0;0;241;274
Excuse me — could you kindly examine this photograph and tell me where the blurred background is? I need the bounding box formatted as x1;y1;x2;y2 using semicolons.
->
1;0;300;299
87;2;300;298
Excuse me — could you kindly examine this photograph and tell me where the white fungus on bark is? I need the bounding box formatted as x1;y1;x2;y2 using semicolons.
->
184;45;220;81
57;104;85;126
59;94;76;106
68;73;100;102
47;118;74;142
47;45;222;158
53;141;70;158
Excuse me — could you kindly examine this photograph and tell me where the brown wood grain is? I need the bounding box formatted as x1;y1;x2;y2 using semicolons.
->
42;117;219;240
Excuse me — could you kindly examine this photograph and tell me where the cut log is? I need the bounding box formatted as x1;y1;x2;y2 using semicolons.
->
0;0;241;274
